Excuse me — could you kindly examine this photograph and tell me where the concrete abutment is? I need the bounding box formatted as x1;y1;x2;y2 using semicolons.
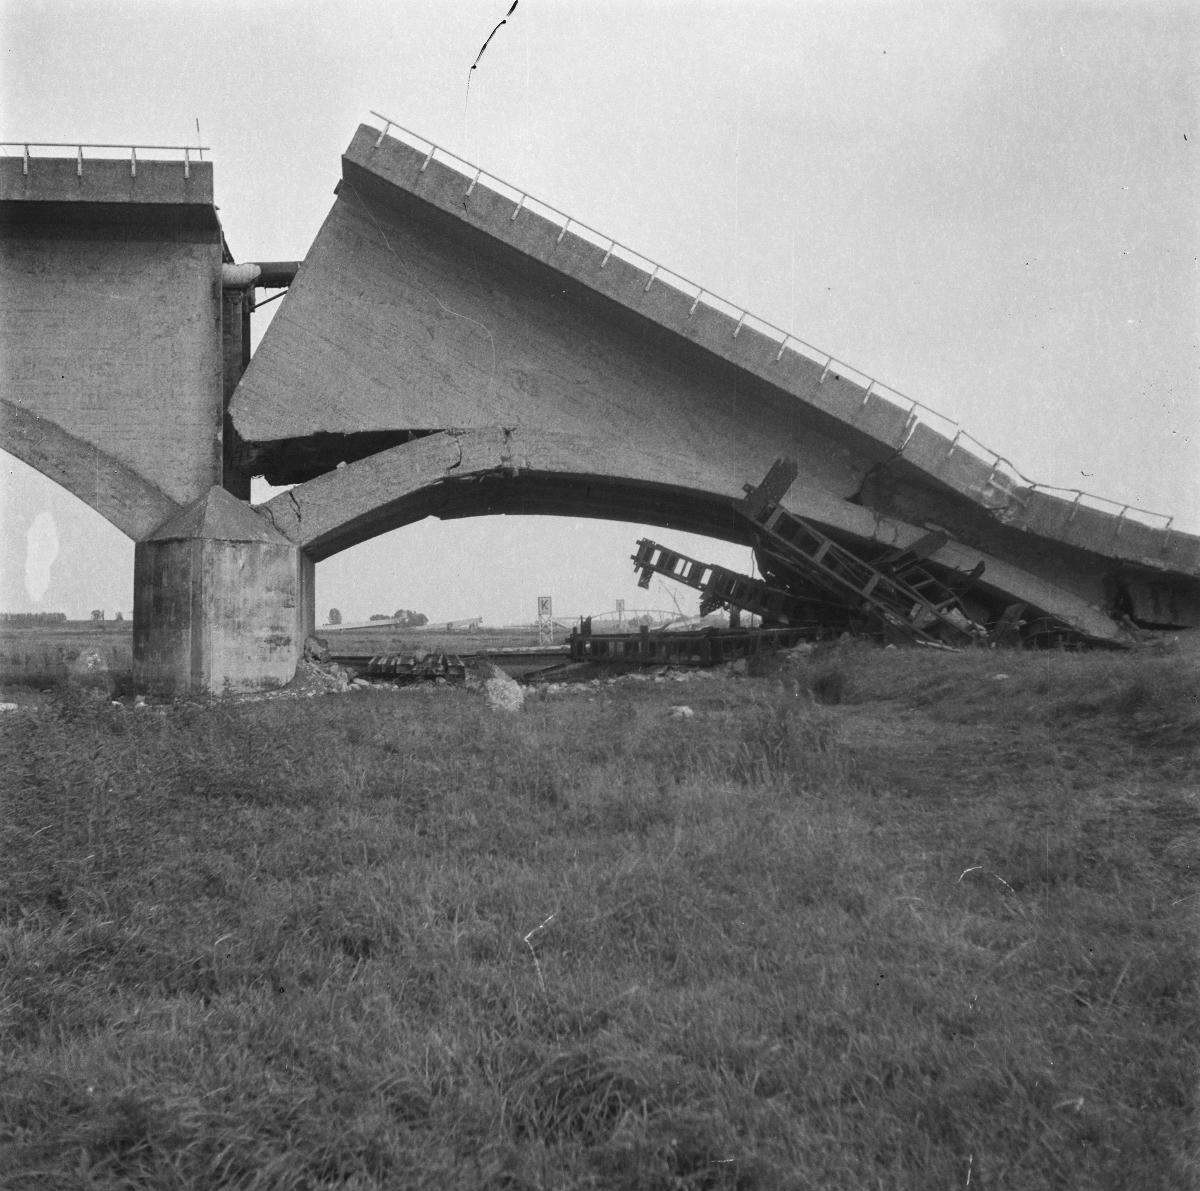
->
132;487;304;697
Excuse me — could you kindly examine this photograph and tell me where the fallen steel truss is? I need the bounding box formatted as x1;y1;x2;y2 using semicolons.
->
740;459;987;646
631;539;850;630
633;459;1093;648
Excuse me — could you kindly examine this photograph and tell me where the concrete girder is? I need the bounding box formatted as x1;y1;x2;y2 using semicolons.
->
258;427;1123;642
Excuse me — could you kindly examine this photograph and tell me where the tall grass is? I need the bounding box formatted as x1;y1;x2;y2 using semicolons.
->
2;648;1197;1189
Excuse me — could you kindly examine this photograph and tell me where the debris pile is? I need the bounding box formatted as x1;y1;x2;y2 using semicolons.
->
365;651;467;684
478;662;526;712
633;458;1092;650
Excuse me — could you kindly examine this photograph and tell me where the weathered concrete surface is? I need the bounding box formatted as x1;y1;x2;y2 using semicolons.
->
1;155;223;526
2;154;219;208
258;427;1123;641
257;427;744;558
235;124;1199;631
133;487;301;696
231;136;870;504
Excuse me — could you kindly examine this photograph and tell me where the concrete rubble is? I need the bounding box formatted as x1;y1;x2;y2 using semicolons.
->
479;663;526;713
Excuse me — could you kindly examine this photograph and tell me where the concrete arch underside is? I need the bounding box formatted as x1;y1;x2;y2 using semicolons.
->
1;398;181;540
258;427;1128;640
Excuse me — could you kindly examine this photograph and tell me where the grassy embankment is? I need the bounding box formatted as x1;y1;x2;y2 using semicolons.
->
2;645;1197;1189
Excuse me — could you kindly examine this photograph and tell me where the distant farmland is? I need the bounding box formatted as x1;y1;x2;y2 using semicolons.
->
0;620;133;687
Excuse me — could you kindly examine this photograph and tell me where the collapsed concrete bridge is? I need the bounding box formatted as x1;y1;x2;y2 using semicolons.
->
2;122;1198;694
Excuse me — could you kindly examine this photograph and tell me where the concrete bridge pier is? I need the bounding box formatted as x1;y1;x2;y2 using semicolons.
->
132;486;306;697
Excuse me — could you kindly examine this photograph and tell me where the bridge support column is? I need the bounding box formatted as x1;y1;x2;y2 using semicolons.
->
132;486;302;697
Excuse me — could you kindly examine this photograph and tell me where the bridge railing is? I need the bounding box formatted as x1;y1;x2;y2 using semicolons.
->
1;141;209;179
367;112;1178;536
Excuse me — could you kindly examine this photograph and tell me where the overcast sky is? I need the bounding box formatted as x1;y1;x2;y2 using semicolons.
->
2;0;1197;623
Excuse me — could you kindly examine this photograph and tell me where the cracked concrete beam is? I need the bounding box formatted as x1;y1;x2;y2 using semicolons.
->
256;425;1122;639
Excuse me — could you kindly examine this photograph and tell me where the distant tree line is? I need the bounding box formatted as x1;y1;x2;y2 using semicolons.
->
0;612;67;625
327;608;428;627
369;609;429;626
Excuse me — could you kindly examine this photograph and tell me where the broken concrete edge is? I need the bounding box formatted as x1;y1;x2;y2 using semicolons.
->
345;122;1197;573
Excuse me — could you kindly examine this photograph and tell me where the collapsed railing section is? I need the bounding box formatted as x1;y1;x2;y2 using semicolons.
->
365;111;1176;536
2;141;210;180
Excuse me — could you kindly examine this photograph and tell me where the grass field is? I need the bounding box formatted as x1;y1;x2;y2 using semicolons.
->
0;623;134;689
2;644;1197;1189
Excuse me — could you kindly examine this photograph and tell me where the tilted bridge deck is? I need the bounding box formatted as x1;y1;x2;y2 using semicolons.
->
324;118;1194;572
233;118;1199;639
